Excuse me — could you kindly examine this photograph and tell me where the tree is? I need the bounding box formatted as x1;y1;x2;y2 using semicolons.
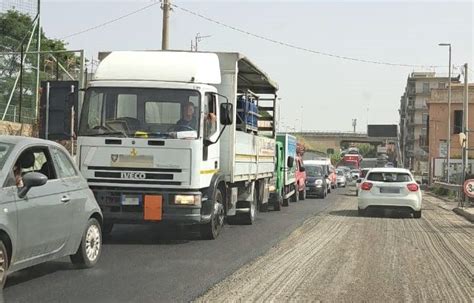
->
355;143;376;158
0;10;79;122
330;151;342;165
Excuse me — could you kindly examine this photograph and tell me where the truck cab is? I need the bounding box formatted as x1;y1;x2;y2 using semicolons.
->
77;51;278;239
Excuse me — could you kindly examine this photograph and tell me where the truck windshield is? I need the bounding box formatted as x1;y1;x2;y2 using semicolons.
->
0;142;13;170
79;87;201;138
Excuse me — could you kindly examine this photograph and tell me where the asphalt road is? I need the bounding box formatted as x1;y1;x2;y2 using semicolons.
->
199;188;473;302
3;188;337;303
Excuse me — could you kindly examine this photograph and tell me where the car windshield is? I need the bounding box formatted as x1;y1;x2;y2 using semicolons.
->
366;172;412;182
337;170;344;176
79;87;201;139
0;142;13;170
306;165;323;177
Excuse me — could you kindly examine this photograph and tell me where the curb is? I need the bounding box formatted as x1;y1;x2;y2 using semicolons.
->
424;192;474;223
453;208;474;223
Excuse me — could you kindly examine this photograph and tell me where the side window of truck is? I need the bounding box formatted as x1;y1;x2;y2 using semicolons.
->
204;93;218;139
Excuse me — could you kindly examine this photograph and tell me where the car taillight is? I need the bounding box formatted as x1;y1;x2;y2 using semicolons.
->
361;182;373;191
407;183;419;192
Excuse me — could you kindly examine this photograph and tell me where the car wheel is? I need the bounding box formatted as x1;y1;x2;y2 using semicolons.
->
201;188;225;240
413;210;422;219
70;218;102;268
0;241;8;289
358;208;366;216
102;223;114;236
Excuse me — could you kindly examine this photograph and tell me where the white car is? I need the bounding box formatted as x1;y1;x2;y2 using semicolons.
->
336;169;346;187
357;168;422;218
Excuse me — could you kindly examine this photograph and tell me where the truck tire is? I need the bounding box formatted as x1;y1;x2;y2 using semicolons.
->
273;195;283;211
102;223;114;236
241;190;257;225
291;186;299;202
282;198;289;207
0;241;8;289
70;218;102;268
413;210;422;219
299;188;306;201
201;188;225;240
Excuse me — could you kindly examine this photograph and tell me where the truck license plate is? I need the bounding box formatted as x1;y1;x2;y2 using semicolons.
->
121;195;141;205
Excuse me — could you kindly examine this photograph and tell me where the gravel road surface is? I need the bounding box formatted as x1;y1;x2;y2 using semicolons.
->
198;191;473;302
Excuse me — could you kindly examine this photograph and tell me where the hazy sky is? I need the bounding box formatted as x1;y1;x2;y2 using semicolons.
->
36;0;473;132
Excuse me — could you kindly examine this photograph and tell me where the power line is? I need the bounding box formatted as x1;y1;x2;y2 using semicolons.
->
60;1;160;40
171;2;443;69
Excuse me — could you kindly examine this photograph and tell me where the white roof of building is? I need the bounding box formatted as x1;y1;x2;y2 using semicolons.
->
94;51;221;84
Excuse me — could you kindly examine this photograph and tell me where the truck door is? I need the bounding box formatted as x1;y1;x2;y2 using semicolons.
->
202;93;219;173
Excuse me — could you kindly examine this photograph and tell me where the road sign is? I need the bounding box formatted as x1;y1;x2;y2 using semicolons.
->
463;179;474;198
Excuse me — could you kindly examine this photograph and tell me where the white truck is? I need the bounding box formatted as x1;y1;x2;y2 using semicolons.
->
76;51;278;239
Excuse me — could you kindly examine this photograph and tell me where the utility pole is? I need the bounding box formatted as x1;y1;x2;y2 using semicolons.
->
352;118;357;133
35;0;41;119
439;43;452;182
161;0;170;50
461;63;469;206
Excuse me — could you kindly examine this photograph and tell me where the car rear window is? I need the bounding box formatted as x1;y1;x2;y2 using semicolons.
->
366;172;412;182
0;142;13;170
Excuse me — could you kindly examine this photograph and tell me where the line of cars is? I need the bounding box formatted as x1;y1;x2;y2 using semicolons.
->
304;158;344;198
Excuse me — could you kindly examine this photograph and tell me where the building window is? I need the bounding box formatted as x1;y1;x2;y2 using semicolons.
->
422;113;428;125
454;110;463;134
422;83;430;93
438;82;446;89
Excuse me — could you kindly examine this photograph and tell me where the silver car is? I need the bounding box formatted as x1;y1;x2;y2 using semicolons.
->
0;136;103;288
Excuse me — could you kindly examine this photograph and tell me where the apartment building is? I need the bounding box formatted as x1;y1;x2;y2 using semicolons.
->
427;83;474;181
399;72;460;174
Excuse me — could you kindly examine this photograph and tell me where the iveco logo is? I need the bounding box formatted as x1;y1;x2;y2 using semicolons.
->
121;172;146;179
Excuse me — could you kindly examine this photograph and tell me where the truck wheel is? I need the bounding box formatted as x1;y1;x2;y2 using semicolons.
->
291;186;299;203
259;202;269;212
273;195;282;211
201;188;225;240
242;190;257;225
299;188;306;201
70;218;102;268
102;223;114;236
0;241;8;289
413;210;422;219
282;198;289;207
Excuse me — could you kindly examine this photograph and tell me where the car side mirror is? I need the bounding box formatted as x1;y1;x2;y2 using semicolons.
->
356;179;362;184
287;156;295;168
18;172;48;199
324;174;329;178
220;103;233;125
416;180;421;185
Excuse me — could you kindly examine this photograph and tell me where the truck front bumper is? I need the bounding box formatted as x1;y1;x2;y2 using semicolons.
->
92;188;213;225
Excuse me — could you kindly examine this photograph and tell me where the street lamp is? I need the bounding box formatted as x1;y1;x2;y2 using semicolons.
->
439;43;452;182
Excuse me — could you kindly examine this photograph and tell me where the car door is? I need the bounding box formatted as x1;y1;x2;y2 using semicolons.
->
50;147;87;245
15;146;73;264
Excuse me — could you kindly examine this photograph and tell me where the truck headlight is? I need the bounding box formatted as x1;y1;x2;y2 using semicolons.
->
174;195;201;206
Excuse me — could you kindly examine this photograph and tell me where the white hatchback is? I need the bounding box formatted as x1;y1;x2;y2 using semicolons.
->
357;168;422;218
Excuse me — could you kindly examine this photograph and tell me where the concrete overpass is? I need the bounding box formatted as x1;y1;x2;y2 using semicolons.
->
289;131;398;153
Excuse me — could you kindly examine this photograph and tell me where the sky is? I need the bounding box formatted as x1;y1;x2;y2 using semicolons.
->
17;0;474;132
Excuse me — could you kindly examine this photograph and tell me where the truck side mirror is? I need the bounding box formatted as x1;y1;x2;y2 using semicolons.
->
287;156;295;168
220;103;233;125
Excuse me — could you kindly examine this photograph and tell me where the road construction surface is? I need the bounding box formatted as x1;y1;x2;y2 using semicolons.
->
4;187;472;302
198;189;473;302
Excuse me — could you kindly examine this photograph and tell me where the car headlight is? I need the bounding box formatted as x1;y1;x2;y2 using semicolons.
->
174;195;201;206
315;179;323;185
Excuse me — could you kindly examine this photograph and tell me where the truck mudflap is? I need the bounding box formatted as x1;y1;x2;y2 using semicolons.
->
93;188;215;225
